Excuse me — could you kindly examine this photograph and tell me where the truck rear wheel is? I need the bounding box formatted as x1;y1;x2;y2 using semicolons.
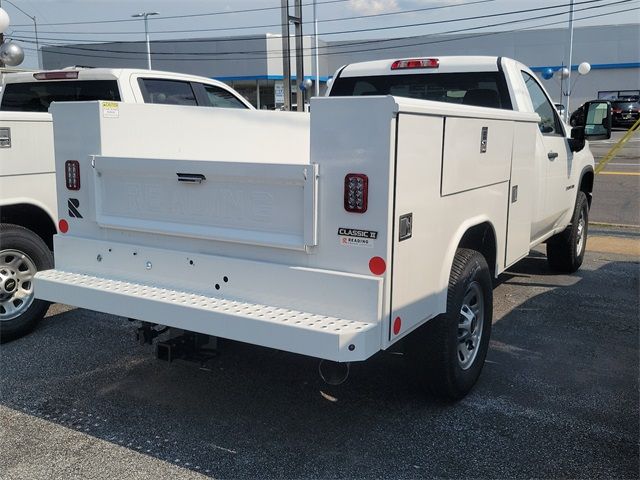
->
405;248;493;401
0;224;53;342
546;191;589;273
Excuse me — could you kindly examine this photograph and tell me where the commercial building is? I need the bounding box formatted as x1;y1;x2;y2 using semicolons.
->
42;23;639;111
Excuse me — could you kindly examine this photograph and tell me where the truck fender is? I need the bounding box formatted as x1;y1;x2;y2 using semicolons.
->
0;198;58;249
555;165;595;233
0;197;57;225
578;165;595;207
440;217;499;294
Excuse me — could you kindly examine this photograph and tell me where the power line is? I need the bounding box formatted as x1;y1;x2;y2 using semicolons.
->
8;0;352;28
11;0;500;36
10;0;613;50
14;2;636;64
11;0;628;59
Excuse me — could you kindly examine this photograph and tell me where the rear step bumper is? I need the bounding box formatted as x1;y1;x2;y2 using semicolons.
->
35;269;381;362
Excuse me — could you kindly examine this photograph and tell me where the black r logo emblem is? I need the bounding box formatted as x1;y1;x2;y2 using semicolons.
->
68;198;83;218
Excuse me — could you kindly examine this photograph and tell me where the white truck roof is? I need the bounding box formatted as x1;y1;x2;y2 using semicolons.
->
0;67;255;110
3;67;228;87
337;55;526;77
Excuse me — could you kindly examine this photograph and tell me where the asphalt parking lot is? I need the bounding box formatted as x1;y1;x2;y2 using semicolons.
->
589;129;640;226
1;131;639;480
1;235;638;479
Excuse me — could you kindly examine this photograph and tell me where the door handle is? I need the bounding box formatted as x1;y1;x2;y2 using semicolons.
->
177;173;206;184
547;151;558;160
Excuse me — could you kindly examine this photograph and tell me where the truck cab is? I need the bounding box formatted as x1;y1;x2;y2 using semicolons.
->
327;56;600;253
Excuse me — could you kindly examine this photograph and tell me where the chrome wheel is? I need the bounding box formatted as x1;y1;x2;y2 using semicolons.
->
0;249;37;321
576;209;586;256
457;281;484;370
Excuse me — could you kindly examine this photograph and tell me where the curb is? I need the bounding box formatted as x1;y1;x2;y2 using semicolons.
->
591;221;640;230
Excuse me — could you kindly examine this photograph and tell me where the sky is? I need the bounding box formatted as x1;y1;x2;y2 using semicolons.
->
1;0;638;68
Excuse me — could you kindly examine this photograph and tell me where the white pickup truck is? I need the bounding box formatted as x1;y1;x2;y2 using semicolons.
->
0;68;253;342
34;56;610;400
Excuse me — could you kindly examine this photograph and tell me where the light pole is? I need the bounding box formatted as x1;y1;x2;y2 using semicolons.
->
131;11;158;70
1;0;38;68
565;0;575;122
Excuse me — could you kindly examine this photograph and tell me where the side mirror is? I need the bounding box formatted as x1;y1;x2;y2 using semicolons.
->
583;100;612;140
569;126;585;152
569;100;611;152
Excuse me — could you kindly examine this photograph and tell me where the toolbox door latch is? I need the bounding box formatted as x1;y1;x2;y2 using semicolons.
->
399;213;412;241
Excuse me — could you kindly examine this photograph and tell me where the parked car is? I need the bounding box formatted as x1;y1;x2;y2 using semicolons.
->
554;103;566;118
611;99;640;127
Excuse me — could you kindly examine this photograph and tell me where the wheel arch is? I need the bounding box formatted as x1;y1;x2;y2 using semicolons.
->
579;166;594;209
441;219;499;288
0;202;57;250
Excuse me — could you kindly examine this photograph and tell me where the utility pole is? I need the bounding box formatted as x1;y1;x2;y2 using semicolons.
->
280;0;292;111
313;0;319;97
0;0;5;69
290;0;304;111
281;0;304;111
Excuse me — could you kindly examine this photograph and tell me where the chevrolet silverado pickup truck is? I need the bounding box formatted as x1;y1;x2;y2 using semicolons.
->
33;56;610;400
0;68;253;342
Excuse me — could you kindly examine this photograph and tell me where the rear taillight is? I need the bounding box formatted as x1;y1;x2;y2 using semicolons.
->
33;71;79;80
344;174;368;213
391;58;439;70
65;160;80;190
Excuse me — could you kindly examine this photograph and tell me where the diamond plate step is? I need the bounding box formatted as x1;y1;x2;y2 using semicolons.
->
35;269;380;362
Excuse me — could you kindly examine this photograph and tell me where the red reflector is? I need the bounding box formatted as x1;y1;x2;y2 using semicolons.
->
33;71;79;80
391;58;439;70
612;108;622;113
393;317;402;335
344;173;368;213
65;160;81;190
58;219;69;233
369;256;386;276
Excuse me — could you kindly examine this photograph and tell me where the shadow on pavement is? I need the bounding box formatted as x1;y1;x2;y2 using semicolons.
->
1;254;638;479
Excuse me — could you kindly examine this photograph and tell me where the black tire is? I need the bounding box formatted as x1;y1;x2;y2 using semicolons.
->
404;248;493;401
546;191;589;273
0;224;53;342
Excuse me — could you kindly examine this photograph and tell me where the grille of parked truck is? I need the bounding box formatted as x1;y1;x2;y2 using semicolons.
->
0;68;253;342
31;57;611;400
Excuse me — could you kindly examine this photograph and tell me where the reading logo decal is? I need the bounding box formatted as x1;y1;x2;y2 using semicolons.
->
338;228;378;248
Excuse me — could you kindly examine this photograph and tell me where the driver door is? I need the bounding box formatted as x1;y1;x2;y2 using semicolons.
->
521;71;574;239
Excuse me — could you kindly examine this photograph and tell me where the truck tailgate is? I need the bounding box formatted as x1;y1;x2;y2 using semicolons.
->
93;155;318;250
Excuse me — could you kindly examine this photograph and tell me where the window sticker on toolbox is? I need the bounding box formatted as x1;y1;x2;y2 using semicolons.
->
338;228;377;248
102;101;119;118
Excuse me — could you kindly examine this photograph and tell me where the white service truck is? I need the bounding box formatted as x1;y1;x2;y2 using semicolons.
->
33;56;610;399
0;68;253;341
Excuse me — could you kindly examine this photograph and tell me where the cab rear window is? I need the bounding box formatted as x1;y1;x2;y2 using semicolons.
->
330;72;512;110
0;80;121;112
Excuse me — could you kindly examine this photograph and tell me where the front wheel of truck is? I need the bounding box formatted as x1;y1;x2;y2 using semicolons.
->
546;191;589;273
405;248;493;401
0;224;53;342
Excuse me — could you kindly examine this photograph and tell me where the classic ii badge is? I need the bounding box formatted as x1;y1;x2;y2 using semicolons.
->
338;228;378;248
